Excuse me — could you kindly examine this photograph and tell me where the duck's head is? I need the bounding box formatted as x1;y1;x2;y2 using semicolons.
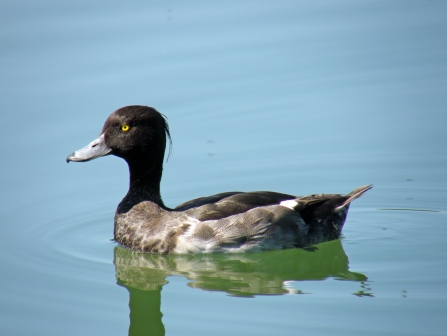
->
67;105;171;165
67;106;172;208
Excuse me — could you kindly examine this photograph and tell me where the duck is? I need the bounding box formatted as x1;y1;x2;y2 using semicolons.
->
67;105;372;254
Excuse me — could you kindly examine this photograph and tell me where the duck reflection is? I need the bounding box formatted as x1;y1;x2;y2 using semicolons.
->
114;239;367;335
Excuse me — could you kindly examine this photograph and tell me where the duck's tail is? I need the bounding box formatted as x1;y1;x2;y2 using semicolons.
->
334;184;373;211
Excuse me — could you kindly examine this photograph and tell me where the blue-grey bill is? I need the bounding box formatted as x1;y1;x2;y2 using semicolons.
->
66;133;112;162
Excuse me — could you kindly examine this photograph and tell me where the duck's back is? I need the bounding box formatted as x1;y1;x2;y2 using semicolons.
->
175;191;296;220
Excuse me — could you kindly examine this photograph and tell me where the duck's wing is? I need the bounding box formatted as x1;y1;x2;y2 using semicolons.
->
178;185;372;223
175;191;297;221
174;185;372;253
174;192;243;210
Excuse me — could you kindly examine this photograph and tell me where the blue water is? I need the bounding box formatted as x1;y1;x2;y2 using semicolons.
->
1;1;446;335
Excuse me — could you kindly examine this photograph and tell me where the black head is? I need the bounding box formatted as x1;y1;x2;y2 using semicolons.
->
67;105;171;164
102;106;171;163
67;106;172;208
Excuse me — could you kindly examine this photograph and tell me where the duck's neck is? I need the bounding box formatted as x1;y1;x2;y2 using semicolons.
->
117;157;167;214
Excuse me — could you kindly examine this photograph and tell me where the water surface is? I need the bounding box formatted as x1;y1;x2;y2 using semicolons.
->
1;1;446;335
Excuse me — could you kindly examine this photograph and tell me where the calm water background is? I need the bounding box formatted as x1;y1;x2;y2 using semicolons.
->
1;1;446;335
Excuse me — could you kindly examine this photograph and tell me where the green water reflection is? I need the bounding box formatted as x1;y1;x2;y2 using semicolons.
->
114;239;367;335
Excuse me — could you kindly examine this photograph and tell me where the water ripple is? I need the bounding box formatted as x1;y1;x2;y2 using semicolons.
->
5;200;116;284
377;208;441;213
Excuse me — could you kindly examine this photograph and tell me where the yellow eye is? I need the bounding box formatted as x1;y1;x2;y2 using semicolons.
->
121;124;130;132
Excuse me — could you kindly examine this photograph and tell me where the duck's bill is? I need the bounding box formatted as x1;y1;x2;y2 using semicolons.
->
66;134;112;163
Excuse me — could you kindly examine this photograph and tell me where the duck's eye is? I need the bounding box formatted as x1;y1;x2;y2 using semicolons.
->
121;124;131;132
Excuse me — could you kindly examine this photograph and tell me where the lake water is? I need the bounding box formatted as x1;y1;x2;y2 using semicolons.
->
1;1;446;335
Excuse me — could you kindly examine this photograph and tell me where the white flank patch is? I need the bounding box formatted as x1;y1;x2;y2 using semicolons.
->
184;216;200;227
174;216;205;254
280;199;298;210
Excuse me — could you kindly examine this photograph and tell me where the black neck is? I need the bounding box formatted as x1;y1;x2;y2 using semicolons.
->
117;156;167;213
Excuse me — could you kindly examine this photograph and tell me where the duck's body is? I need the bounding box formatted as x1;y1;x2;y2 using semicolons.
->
67;105;371;254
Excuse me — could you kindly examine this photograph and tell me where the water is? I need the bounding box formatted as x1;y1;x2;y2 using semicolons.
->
1;1;446;335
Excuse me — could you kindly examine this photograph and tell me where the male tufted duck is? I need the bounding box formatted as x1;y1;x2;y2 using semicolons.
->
67;105;372;254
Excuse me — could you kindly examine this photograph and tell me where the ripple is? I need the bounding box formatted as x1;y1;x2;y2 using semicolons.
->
3;198;117;284
377;208;440;212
